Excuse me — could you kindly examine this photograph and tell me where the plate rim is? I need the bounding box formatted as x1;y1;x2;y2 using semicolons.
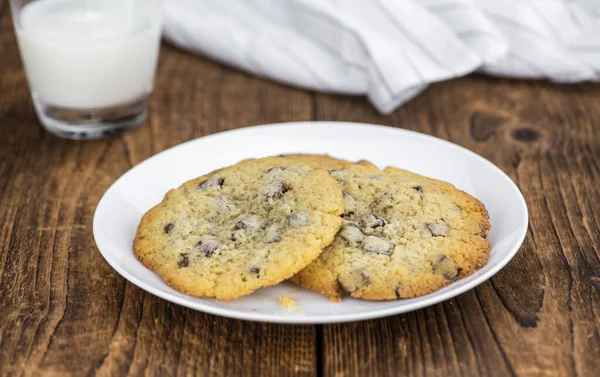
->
93;121;529;324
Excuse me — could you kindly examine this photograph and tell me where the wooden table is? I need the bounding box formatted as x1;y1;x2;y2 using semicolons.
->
2;4;600;377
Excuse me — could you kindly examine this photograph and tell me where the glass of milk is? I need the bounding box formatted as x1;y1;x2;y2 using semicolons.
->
10;0;162;139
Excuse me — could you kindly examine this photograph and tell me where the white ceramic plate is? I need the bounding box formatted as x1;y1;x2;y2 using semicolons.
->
93;122;528;324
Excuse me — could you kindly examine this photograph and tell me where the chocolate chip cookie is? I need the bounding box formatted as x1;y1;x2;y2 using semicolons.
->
291;163;491;301
133;157;344;300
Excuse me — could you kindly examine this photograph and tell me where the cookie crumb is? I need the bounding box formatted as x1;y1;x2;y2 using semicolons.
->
329;296;342;303
279;295;297;309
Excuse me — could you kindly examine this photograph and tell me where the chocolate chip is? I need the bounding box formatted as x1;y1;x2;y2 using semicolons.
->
197;238;222;257
250;266;260;274
231;216;267;241
382;220;403;240
427;222;449;237
289;212;309;228
177;253;189;268
337;278;352;294
451;205;462;216
360;214;387;231
479;227;488;238
414;185;423;193
264;224;283;243
432;255;458;280
373;193;395;215
337;269;370;294
213;195;235;214
360;271;370;286
362;236;394;255
164;223;174;234
395;285;403;299
329;170;347;180
198;177;224;189
235;216;267;231
265;167;285;174
339;223;364;247
260;180;289;199
342;192;356;216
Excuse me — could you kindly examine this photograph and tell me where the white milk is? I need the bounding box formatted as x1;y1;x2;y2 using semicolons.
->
15;0;162;109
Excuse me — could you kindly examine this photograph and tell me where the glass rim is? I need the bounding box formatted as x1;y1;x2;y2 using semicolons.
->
10;0;162;43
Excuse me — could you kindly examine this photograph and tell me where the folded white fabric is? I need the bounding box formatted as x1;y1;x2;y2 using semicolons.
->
163;0;600;114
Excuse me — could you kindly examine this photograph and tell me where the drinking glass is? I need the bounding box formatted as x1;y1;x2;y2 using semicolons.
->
10;0;162;139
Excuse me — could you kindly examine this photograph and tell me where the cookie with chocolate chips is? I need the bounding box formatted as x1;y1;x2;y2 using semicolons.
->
133;157;344;300
290;162;491;301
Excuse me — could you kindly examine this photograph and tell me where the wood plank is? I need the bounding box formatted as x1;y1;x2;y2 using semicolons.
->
0;18;317;374
1;2;600;375
316;78;600;377
0;1;7;20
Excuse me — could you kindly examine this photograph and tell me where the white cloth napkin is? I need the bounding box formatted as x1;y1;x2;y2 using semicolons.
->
162;0;600;114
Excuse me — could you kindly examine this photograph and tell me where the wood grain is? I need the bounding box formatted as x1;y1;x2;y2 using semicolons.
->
1;4;600;377
315;81;600;377
0;8;316;377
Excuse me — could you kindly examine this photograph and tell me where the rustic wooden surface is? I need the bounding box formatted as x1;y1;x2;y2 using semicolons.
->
1;4;600;377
